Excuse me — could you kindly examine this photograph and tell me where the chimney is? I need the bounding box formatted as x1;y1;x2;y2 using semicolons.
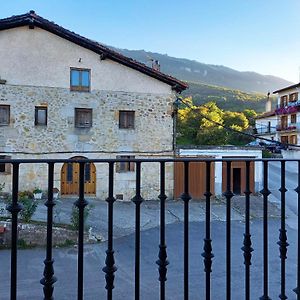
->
265;91;271;112
152;60;160;71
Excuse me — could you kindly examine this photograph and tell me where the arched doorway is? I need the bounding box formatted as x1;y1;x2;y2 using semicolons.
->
61;156;96;196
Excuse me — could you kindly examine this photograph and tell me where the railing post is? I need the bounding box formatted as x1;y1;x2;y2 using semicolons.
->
202;161;214;300
294;161;300;299
132;161;143;300
223;161;234;300
180;161;191;300
7;162;22;300
241;161;253;300
156;162;169;300
260;160;271;300
103;162;117;300
40;162;57;300
74;161;88;300
278;161;289;300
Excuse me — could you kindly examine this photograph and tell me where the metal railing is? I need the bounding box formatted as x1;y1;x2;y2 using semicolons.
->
276;100;300;109
276;122;300;132
0;157;299;300
255;126;276;135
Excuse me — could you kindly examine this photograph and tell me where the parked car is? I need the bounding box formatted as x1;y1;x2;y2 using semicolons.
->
246;140;286;153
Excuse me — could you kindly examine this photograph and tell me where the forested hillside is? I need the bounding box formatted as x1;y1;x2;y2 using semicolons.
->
182;82;277;112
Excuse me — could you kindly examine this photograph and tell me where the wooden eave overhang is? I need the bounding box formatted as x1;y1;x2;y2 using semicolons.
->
256;111;276;119
273;83;300;94
0;11;188;92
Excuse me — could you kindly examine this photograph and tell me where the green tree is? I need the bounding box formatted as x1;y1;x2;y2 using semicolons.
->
177;99;255;146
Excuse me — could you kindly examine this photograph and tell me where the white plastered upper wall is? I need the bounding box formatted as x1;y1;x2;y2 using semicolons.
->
0;26;172;94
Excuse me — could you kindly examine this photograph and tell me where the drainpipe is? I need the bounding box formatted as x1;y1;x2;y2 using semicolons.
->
172;97;180;156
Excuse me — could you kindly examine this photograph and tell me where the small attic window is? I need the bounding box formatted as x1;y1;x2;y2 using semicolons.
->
70;68;90;92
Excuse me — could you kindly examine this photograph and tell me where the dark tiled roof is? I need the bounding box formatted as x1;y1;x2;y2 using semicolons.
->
0;11;188;92
273;82;300;94
256;111;276;119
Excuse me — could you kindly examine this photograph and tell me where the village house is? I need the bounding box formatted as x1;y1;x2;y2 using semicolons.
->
0;11;187;200
255;83;300;148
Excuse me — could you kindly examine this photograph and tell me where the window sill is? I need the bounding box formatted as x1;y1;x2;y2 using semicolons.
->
70;88;90;93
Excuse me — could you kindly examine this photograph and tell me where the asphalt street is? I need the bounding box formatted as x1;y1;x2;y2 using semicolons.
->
268;161;299;229
0;219;297;300
0;174;297;299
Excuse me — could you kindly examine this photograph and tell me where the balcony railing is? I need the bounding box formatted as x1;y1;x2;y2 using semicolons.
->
0;157;299;299
255;126;276;135
276;122;300;132
276;100;300;115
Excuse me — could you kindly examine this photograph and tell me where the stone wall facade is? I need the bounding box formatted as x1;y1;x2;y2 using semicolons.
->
0;84;175;200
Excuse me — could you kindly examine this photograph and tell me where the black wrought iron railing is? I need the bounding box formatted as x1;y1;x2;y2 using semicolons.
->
0;157;299;299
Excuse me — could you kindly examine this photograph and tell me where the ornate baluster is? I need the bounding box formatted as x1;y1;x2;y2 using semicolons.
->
260;160;271;300
156;162;169;300
181;161;191;300
278;160;288;300
223;160;234;300
241;161;253;300
103;162;117;300
7;163;22;300
132;161;143;300
294;161;300;299
202;161;214;300
40;162;57;299
75;161;88;300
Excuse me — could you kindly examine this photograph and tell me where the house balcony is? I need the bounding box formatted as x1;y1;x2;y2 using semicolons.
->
0;157;299;299
255;126;276;135
276;122;300;132
275;100;300;115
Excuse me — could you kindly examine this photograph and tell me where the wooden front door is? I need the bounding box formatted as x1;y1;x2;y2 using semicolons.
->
174;161;215;200
61;158;96;196
222;160;255;195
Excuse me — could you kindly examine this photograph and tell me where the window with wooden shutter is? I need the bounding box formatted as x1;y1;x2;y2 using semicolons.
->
116;156;135;172
0;105;10;125
290;135;297;144
35;106;47;126
0;155;11;174
119;111;135;129
289;93;298;102
291;114;297;124
75;108;92;128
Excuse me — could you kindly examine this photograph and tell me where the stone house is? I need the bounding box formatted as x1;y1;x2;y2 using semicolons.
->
0;11;187;200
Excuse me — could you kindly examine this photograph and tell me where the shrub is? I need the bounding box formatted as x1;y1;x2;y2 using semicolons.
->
70;204;93;230
5;190;37;223
19;195;38;222
19;190;34;199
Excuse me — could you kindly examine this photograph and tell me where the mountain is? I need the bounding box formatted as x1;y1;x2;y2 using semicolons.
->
184;82;276;112
117;49;293;94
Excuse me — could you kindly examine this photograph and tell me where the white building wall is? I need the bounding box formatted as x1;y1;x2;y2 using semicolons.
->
0;27;171;94
179;148;262;195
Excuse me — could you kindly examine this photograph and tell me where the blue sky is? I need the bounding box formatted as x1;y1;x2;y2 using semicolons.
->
1;0;300;82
